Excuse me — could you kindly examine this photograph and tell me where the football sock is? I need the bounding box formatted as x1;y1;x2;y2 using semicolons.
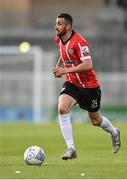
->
100;116;117;137
59;113;75;149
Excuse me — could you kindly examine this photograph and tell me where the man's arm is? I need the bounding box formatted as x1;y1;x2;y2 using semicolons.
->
53;56;63;78
55;56;63;67
53;58;93;77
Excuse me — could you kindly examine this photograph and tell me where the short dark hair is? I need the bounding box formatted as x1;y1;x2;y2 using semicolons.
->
57;13;73;26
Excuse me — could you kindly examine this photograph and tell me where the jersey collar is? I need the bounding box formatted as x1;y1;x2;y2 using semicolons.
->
59;30;75;45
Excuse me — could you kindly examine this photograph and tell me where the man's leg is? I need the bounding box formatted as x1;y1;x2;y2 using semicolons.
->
88;111;121;153
58;94;77;160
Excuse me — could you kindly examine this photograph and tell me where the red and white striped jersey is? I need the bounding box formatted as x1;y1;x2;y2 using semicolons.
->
55;30;99;88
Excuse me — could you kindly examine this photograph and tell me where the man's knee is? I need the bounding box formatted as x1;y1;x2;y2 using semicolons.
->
88;112;102;126
58;106;69;115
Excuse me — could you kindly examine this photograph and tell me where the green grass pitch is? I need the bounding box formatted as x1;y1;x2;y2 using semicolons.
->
0;121;127;179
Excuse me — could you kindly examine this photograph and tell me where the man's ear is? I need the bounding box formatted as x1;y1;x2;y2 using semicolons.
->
66;24;72;30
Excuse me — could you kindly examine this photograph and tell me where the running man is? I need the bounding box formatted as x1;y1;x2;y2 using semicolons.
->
53;13;121;160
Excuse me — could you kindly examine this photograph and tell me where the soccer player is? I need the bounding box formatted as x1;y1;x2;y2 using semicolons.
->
53;13;121;160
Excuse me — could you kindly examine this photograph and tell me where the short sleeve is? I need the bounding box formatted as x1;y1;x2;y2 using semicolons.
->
76;38;91;61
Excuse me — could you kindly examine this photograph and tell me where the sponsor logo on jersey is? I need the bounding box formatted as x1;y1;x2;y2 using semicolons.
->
64;60;76;65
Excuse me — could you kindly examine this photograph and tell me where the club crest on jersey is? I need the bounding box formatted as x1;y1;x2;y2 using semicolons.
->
68;48;74;55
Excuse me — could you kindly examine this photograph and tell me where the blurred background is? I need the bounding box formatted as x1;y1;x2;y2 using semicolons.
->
0;0;127;123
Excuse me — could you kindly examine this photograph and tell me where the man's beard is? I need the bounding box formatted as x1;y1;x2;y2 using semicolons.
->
57;29;67;37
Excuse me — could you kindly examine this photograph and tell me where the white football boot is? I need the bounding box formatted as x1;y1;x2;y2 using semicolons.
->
61;148;77;160
111;128;121;153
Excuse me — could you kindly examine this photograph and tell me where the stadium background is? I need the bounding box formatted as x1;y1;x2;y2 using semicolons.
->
0;0;127;122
